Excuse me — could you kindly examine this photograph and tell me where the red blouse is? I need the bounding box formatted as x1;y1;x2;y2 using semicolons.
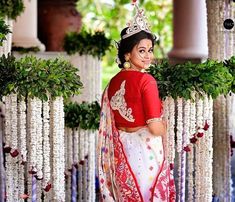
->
108;70;162;128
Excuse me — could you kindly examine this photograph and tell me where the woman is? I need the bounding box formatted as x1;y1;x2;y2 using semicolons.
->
98;3;175;202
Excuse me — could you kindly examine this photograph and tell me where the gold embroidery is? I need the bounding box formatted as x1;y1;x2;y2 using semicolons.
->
110;80;135;122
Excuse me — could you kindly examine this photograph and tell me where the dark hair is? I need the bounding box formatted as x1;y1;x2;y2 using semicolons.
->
117;27;156;68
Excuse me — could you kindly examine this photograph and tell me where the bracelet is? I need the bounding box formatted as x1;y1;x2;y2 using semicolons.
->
146;117;163;124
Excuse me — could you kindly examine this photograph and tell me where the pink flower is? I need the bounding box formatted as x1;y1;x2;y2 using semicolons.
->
197;132;204;138
10;149;19;157
20;194;29;199
183;146;191;152
190;136;198;144
203;121;209;131
44;183;52;192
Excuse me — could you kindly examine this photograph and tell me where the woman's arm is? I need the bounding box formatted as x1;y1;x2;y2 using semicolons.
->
147;119;167;137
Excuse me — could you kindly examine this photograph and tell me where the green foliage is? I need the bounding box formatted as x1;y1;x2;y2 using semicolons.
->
64;101;101;131
224;56;235;93
0;54;17;99
0;17;11;46
76;0;172;60
148;58;233;100
12;46;40;53
63;29;112;59
0;55;83;101
0;0;24;19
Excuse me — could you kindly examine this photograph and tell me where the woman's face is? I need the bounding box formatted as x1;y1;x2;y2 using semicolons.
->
127;38;154;70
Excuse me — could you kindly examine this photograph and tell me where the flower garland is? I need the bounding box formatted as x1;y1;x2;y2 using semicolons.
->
28;97;38;201
78;128;85;201
4;95;13;201
176;97;183;200
51;96;65;201
42;99;51;198
35;98;43;201
194;95;204;201
66;128;73;202
187;94;196;201
10;94;19;201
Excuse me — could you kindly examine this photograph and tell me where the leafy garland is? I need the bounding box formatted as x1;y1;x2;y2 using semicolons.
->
0;17;11;46
64;101;101;131
0;0;24;19
11;46;40;53
224;56;235;93
148;58;234;100
63;29;111;59
0;54;83;101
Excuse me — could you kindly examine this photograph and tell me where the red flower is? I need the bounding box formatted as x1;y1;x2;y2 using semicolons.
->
197;132;204;138
3;145;11;153
170;163;174;170
203;121;209;131
79;160;85;165
10;149;19;157
44;183;52;192
183;146;191;152
73;163;78;169
190;136;198;144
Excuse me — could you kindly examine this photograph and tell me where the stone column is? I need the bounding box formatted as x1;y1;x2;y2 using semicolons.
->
168;0;208;64
12;0;45;51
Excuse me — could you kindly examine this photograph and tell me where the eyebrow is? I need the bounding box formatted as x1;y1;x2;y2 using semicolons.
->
137;46;153;49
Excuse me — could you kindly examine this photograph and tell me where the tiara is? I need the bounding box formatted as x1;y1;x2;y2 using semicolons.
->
122;2;151;39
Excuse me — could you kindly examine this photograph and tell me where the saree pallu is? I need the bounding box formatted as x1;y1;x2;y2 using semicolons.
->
97;87;176;202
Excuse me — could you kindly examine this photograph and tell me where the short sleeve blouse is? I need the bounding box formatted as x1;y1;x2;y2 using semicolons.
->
108;71;162;128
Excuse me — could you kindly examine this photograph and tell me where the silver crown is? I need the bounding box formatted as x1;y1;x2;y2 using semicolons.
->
122;3;151;39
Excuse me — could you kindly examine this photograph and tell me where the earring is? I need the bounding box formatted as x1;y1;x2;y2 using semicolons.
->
123;61;131;69
123;60;131;69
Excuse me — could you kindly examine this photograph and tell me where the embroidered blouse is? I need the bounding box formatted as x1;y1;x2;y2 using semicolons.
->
108;70;162;128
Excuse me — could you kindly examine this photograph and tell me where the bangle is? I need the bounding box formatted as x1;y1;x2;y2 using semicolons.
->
146;117;163;124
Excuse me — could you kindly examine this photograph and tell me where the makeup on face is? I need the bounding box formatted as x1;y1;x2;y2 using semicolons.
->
129;39;154;70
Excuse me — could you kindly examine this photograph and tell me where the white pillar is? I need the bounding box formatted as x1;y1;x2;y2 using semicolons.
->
12;0;45;51
168;0;208;63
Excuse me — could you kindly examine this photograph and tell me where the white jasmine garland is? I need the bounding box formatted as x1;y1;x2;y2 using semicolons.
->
194;95;204;202
67;128;72;202
207;96;213;202
78;128;85;201
74;129;79;164
10;94;19;202
42;99;51;199
51;97;65;201
187;145;194;202
176;98;183;152
35;98;43;201
4;95;13;202
176;97;183;200
225;94;232;199
84;130;89;201
183;99;191;147
18;98;27;197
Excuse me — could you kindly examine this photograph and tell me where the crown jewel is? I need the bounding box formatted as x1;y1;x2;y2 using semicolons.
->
122;2;151;39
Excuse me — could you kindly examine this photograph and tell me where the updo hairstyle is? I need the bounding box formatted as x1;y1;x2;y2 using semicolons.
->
117;27;157;68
